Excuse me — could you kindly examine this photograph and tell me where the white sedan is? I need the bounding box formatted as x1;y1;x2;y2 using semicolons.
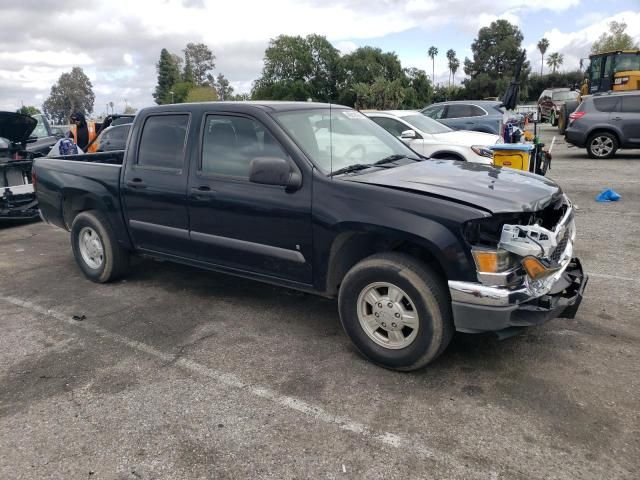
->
365;110;500;164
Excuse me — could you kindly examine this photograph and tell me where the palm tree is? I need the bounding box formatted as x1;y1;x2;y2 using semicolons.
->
537;38;549;75
446;49;456;87
428;46;438;85
450;57;460;85
546;52;564;74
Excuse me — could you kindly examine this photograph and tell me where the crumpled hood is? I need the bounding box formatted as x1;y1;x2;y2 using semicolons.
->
347;159;562;214
0;112;37;144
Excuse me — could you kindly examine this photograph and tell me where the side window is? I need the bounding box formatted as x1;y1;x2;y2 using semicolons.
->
201;115;288;178
468;105;486;117
621;96;640;113
423;106;444;119
593;97;620;113
371;117;408;136
445;104;473;118
138;114;189;170
590;58;603;82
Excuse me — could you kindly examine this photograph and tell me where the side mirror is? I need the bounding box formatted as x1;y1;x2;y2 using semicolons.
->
249;157;301;190
400;129;417;139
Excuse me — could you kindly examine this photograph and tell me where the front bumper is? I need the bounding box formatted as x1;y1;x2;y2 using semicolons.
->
449;258;587;333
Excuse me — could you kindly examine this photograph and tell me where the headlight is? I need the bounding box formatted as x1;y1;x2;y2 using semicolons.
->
471;145;493;158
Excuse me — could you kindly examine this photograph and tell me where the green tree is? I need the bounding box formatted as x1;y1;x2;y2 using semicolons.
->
183;56;195;84
428;46;438;85
537;38;550;75
450;57;460;85
16;105;41;116
185;86;219;102
591;21;638;53
214;74;234;100
42;67;95;124
153;48;181;105
184;42;216;86
339;46;404;105
123;105;137;114
446;49;457;86
170;81;196;103
353;78;405;110
546;52;564;74
463;19;530;99
401;67;433;108
252;34;341;102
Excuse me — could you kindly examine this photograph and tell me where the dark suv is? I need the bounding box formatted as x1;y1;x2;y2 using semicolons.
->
565;91;640;158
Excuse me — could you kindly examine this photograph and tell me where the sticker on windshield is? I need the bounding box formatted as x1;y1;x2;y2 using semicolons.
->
342;111;363;119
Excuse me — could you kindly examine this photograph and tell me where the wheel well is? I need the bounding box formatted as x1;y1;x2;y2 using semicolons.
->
431;151;464;161
61;191;102;229
587;128;620;145
325;232;448;296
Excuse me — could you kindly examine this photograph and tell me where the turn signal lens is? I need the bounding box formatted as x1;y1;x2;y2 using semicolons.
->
522;256;548;280
473;251;498;272
472;249;513;273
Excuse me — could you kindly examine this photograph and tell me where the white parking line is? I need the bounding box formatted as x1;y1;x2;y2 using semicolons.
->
1;295;442;463
588;272;640;283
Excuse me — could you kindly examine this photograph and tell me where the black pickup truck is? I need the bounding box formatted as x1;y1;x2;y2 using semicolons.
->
34;102;587;370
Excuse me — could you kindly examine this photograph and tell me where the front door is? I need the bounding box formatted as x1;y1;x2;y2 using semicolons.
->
187;112;313;285
121;113;193;257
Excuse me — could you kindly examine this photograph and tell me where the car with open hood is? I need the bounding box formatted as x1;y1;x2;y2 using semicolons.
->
0;112;39;221
34;101;587;371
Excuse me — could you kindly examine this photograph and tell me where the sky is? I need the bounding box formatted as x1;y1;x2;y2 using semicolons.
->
1;0;639;116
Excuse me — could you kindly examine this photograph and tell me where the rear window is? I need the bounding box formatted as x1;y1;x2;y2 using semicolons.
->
137;114;189;170
592;97;620;113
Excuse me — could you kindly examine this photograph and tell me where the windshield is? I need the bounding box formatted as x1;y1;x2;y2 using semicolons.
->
402;114;452;134
273;108;417;174
552;91;579;101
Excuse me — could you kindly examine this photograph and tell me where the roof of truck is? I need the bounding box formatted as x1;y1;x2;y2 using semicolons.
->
141;101;351;115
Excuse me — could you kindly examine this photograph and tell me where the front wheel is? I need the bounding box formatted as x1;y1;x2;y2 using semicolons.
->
71;210;130;283
338;253;453;371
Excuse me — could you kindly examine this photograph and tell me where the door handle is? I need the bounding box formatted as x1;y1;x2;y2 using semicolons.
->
190;186;216;198
611;116;622;120
126;178;146;188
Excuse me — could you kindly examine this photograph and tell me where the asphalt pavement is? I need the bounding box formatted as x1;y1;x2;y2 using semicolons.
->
1;123;639;479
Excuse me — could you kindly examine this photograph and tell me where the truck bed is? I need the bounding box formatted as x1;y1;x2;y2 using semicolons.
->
34;152;129;246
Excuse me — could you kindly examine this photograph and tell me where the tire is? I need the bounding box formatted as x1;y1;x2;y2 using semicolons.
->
338;252;453;371
71;210;130;283
586;132;619;159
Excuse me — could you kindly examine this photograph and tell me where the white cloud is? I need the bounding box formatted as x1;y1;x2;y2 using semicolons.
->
0;0;619;113
526;11;640;74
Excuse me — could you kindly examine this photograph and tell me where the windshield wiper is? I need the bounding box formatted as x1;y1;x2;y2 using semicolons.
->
373;154;423;165
328;163;395;177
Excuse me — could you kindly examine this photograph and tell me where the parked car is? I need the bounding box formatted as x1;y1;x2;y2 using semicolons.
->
34;101;587;371
365;110;498;163
0;112;39;221
421;100;505;134
92;123;132;152
565;91;640;158
537;88;581;126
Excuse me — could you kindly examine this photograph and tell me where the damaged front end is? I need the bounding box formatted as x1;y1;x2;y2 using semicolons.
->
449;195;588;335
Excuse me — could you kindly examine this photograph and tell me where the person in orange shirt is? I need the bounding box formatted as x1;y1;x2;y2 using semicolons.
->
69;112;96;151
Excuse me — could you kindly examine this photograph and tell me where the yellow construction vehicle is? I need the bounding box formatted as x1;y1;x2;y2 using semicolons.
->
581;50;640;95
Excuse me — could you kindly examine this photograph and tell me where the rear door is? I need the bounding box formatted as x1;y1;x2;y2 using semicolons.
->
187;112;313;284
121;113;193;256
616;95;640;146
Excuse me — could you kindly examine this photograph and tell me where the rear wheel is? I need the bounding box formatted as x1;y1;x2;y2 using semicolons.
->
587;132;618;159
71;210;130;282
338;252;453;371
